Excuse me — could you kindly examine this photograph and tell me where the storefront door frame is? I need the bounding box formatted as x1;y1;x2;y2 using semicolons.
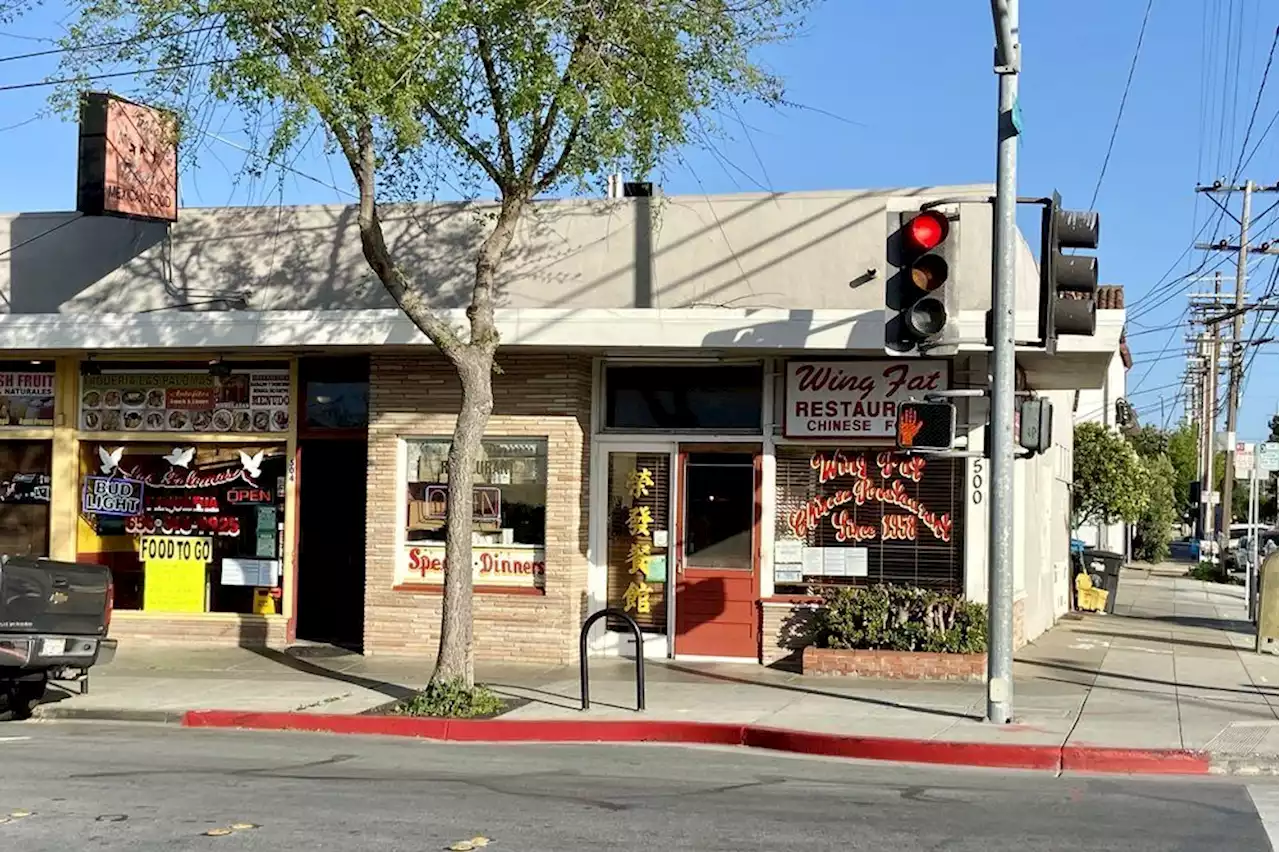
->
588;441;678;659
586;355;778;661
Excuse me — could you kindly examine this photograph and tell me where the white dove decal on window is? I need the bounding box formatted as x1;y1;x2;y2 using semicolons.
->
163;446;195;468
239;450;266;481
98;446;124;474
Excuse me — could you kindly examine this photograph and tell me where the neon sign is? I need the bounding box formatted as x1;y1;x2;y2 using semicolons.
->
788;450;952;543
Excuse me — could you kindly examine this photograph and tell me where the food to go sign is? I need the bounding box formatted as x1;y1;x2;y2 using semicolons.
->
784;361;948;438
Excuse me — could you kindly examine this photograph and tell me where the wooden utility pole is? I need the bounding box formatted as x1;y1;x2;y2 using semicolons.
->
1194;180;1279;542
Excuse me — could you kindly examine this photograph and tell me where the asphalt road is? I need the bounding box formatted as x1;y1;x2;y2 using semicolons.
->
0;722;1273;851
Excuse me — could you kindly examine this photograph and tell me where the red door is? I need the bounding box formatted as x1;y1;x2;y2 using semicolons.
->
673;449;760;659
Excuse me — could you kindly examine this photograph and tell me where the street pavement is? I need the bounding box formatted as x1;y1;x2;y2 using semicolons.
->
22;564;1275;771
0;722;1274;851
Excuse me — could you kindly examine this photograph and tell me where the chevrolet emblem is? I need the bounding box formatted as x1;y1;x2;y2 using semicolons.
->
49;590;69;605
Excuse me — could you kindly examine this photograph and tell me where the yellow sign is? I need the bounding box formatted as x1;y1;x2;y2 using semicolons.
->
140;535;211;613
623;468;656;616
143;563;206;612
139;535;212;569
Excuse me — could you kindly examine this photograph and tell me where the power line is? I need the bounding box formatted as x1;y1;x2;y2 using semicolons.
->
0;214;82;259
1089;0;1155;210
0;23;224;64
0;57;236;93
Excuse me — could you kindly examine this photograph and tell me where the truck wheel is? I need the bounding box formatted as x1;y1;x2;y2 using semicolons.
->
6;677;47;720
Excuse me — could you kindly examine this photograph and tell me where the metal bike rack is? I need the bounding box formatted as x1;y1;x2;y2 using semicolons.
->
579;608;646;712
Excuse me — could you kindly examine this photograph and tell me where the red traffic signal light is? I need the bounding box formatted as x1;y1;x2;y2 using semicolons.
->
904;211;950;252
885;207;959;355
895;402;956;450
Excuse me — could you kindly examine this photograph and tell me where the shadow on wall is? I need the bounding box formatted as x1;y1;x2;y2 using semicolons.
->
6;214;167;313
1;187;953;316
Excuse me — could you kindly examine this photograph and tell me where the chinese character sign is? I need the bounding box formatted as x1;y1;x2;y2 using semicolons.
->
623;468;656;616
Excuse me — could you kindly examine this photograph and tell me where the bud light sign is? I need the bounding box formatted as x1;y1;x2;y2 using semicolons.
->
83;476;145;517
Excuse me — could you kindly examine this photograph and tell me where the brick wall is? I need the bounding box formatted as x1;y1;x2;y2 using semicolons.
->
110;613;289;647
802;647;985;680
363;353;592;664
760;600;820;668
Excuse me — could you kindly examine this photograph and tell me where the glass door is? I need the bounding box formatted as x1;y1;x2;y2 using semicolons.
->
673;447;760;659
602;447;676;654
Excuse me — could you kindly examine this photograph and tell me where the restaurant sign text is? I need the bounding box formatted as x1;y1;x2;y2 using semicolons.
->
784;360;947;438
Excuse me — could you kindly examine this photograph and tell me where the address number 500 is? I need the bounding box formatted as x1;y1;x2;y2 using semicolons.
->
140;536;212;563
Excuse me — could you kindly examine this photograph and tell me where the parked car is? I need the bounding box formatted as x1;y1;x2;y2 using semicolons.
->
0;555;116;719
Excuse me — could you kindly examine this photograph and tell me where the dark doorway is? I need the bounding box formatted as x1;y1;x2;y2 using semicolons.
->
295;439;368;649
294;355;370;650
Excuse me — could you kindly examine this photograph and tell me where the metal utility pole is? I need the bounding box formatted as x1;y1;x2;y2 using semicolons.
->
986;0;1019;725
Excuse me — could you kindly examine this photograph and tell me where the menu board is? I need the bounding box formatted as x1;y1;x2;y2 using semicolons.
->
80;370;290;434
0;371;55;427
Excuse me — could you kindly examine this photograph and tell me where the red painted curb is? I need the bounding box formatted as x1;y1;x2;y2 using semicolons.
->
180;711;1212;776
1061;745;1212;775
742;726;1063;771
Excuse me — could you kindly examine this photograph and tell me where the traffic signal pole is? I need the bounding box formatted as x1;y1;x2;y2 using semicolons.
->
987;0;1020;724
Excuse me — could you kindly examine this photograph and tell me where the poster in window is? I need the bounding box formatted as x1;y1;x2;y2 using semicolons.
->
80;370;290;434
0;371;55;427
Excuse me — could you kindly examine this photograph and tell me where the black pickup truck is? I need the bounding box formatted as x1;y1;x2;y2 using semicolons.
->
0;555;117;718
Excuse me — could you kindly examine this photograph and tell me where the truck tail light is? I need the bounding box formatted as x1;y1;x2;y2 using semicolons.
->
105;574;114;633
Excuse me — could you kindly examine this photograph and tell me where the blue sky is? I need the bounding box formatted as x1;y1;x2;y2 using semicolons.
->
1;1;1277;441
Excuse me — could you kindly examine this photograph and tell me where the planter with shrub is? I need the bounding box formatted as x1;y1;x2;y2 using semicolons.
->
802;585;988;680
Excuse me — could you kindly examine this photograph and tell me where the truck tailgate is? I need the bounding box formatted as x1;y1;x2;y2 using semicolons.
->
0;556;110;636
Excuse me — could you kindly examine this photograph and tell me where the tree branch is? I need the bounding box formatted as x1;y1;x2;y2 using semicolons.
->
521;26;589;185
421;100;507;190
475;22;516;176
534;114;584;193
347;121;464;357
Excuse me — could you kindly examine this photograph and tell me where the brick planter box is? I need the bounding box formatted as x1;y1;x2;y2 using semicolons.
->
801;646;986;681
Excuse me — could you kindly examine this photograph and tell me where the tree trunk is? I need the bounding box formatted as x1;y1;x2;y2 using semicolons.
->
432;353;494;687
430;197;523;688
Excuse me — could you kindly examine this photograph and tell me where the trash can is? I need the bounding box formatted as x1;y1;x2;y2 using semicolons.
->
1083;549;1125;614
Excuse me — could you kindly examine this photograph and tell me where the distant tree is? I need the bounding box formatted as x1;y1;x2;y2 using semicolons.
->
1133;455;1177;562
1073;423;1150;528
1269;415;1278;443
1165;424;1199;518
1126;426;1168;460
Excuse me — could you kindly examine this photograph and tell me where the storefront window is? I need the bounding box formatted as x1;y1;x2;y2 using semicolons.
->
0;441;52;556
0;363;55;427
304;381;369;429
398;438;547;590
604;365;763;431
79;365;290;435
76;443;286;613
773;447;964;594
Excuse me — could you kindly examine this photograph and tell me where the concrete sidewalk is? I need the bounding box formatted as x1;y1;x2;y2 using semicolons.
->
23;564;1279;772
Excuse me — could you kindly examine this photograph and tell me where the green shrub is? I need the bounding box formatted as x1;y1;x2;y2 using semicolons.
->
395;679;506;718
814;585;987;654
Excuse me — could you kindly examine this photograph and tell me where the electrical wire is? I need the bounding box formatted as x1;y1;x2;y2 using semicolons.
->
1089;0;1155;210
0;22;224;64
0;57;237;92
0;214;82;259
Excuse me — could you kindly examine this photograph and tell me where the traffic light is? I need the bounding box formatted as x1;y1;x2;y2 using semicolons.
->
1040;191;1100;350
885;208;959;354
895;401;956;450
